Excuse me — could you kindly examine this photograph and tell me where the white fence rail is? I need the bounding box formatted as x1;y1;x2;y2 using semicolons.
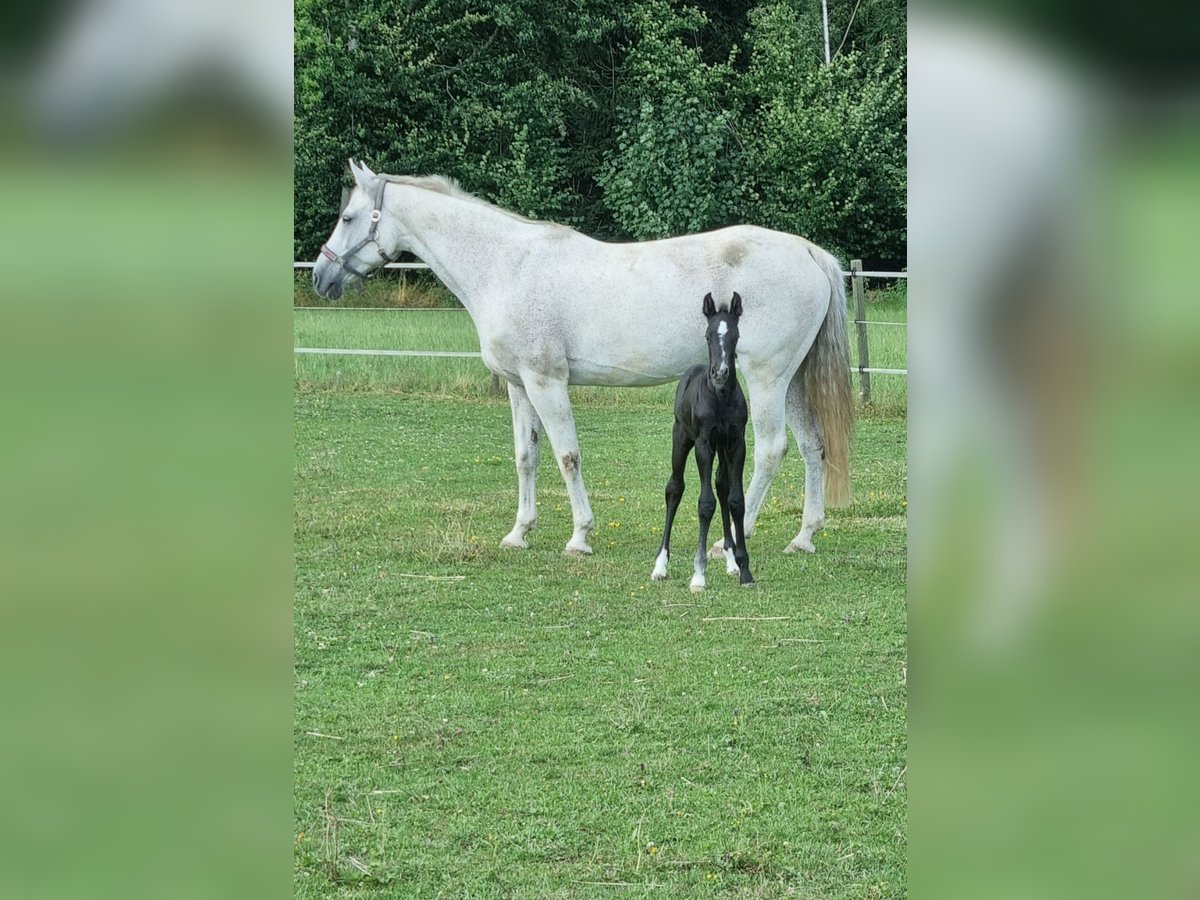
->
294;259;906;392
293;261;906;279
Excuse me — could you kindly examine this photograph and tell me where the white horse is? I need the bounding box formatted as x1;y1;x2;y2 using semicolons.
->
312;161;853;558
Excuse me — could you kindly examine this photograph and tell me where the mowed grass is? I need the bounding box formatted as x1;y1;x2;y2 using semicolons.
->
294;372;907;894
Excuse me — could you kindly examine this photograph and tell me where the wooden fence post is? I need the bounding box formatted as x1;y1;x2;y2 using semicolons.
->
851;259;871;405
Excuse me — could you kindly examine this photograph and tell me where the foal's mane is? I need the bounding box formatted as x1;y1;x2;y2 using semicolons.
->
378;173;553;227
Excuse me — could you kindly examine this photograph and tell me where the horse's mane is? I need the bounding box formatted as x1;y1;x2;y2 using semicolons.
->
378;174;550;227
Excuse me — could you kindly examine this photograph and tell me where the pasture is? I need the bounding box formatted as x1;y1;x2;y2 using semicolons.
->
294;284;907;897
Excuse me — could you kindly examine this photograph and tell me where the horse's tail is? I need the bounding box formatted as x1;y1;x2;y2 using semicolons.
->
799;245;854;506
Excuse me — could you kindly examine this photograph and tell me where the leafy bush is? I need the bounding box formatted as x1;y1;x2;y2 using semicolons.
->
596;1;744;238
739;10;907;265
295;0;907;267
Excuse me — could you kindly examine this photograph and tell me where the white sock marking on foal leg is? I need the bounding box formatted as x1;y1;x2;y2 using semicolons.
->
651;548;669;581
690;550;707;592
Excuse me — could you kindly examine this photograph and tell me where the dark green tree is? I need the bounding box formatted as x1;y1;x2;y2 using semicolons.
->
295;0;907;268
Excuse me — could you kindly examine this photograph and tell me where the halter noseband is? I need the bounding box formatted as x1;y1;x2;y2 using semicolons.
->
319;178;398;279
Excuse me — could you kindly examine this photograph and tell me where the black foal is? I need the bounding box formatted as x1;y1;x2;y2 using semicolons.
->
651;292;754;590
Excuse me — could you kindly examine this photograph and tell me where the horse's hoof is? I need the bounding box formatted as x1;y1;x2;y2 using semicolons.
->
785;537;816;554
689;576;706;593
725;554;739;576
651;570;667;582
500;534;529;550
740;574;756;587
564;542;593;557
707;541;726;560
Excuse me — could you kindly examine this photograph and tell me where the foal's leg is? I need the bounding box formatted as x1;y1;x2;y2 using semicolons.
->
708;377;791;557
691;441;717;592
520;373;595;555
715;453;739;576
501;381;544;550
783;372;825;553
725;439;755;585
652;421;692;581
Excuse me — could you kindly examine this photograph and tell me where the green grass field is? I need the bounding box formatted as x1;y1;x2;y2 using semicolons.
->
294;282;907;897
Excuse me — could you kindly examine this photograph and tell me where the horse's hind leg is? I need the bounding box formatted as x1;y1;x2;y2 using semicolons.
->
501;381;543;549
652;422;691;581
521;373;595;555
783;371;825;553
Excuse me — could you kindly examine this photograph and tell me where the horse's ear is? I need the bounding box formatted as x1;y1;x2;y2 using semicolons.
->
348;159;377;186
702;292;716;318
730;292;743;318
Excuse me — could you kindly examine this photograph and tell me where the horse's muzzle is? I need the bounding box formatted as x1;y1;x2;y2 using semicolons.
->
311;261;344;301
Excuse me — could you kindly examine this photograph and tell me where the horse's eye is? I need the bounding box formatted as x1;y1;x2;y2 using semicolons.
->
341;214;352;223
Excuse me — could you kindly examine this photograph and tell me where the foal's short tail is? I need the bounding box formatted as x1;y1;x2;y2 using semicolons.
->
800;246;854;506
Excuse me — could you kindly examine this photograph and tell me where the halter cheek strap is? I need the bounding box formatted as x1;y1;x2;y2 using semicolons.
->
319;178;399;279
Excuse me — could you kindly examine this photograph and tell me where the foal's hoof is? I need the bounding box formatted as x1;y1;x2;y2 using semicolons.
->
651;550;669;581
707;540;727;560
564;541;593;557
724;552;740;576
500;533;529;550
689;575;706;593
784;537;816;554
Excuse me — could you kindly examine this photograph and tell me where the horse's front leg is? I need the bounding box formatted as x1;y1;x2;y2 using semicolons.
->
652;421;692;581
726;439;755;586
521;372;595;556
715;452;738;576
691;441;717;592
501;381;544;550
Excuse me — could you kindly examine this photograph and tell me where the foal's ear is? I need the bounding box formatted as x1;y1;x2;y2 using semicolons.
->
730;292;743;318
702;292;717;318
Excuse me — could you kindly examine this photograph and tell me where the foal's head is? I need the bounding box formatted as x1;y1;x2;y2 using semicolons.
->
701;292;743;392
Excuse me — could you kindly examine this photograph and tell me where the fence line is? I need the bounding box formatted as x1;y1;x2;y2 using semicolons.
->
294;258;907;379
293;345;903;376
292;306;904;329
291;307;906;330
295;347;483;358
294;261;906;280
294;261;429;270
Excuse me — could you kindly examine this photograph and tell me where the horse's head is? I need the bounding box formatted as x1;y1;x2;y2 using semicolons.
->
702;291;743;392
312;160;399;300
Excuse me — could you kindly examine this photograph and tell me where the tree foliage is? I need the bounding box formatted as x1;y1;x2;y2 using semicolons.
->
295;0;906;268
